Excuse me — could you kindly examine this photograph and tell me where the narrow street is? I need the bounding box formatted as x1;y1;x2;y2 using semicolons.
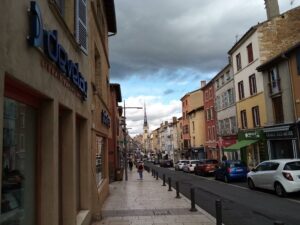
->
146;163;300;225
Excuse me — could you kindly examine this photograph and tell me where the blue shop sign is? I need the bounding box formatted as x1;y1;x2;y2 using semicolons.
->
28;1;87;100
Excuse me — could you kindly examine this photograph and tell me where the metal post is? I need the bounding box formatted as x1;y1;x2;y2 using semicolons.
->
124;101;128;181
190;188;197;212
175;181;181;198
162;174;166;186
156;171;158;180
168;177;172;191
216;199;222;225
274;222;285;225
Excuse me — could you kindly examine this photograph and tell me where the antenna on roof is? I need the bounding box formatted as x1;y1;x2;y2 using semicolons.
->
235;34;239;43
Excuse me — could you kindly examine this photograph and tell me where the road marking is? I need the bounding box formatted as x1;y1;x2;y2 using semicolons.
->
286;198;300;204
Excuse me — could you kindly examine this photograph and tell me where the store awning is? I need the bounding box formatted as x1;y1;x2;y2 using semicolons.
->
224;140;258;152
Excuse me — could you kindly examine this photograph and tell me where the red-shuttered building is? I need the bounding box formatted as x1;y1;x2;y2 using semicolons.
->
201;80;220;160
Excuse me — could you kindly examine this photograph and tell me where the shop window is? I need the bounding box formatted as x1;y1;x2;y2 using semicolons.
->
96;136;105;185
1;98;37;225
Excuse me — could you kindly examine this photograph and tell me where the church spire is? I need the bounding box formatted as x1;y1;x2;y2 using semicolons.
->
143;102;148;128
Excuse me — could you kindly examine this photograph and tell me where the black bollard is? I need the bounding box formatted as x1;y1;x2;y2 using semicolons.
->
274;222;285;225
216;199;222;225
168;177;172;191
162;174;166;186
190;188;197;212
175;181;181;198
156;171;158;180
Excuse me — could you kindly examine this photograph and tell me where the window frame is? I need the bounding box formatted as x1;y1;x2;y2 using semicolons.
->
252;106;261;127
249;74;257;96
238;81;245;100
236;53;242;71
247;43;254;63
241;110;247;129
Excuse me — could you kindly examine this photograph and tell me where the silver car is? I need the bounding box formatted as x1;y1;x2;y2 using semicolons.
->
247;159;300;197
182;160;201;173
174;160;189;171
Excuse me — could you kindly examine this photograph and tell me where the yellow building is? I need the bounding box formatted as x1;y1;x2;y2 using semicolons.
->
188;89;206;159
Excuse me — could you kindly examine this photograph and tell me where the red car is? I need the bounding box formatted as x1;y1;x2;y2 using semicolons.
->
194;159;219;176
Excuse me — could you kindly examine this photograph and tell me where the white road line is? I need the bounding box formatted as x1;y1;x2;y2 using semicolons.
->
286;198;300;204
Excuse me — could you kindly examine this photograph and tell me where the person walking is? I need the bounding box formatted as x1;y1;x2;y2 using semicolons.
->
129;160;133;171
137;162;144;180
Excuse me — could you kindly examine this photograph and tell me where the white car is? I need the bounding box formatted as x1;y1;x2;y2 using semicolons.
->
182;160;201;173
247;159;300;197
174;160;189;171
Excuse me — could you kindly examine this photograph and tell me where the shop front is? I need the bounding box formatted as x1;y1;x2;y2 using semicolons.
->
224;129;267;168
263;124;299;159
191;146;205;160
218;135;237;160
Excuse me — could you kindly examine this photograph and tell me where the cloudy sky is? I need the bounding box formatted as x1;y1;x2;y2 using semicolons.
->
109;0;300;136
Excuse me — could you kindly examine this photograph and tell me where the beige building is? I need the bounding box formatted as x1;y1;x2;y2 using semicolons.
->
188;88;206;159
0;1;116;225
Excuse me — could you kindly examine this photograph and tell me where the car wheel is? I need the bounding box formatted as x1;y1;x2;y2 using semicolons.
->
248;178;255;190
275;182;286;197
224;175;229;183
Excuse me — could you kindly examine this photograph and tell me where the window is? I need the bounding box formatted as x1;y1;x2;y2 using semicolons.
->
209;88;212;99
192;121;195;133
268;67;280;94
241;110;247;129
205;91;209;101
221;75;224;85
228;88;234;105
272;96;284;123
252;106;260;127
76;0;88;52
230;116;237;133
236;53;242;71
210;107;214;120
2;98;37;224
238;81;244;100
249;74;257;95
247;43;254;63
216;79;219;89
212;126;215;140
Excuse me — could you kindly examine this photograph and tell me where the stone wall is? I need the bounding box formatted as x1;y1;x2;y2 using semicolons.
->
258;6;300;62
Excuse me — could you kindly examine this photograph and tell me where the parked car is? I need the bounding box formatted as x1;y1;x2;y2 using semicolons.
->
215;160;248;182
182;160;201;173
174;160;189;171
160;159;174;168
247;159;300;197
194;159;219;176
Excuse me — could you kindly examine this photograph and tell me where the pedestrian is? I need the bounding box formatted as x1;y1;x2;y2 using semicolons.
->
137;162;144;180
129;160;133;171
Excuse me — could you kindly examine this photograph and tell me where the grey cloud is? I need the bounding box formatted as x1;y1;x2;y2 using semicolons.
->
110;0;270;80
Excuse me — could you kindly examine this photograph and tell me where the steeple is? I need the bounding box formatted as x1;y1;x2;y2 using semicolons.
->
143;102;148;128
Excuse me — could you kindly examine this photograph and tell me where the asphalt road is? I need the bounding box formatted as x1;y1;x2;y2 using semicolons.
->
145;162;300;225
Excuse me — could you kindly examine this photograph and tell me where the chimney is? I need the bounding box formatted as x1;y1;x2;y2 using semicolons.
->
264;0;280;20
200;80;206;88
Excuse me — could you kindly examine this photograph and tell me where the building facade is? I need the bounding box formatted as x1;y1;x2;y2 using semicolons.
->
188;88;206;159
257;43;300;159
214;64;238;160
202;81;219;160
0;0;116;225
226;3;300;167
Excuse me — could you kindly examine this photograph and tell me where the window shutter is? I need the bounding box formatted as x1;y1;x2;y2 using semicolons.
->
76;0;88;52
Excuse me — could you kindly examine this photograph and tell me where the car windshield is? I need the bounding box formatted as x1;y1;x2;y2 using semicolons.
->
284;161;300;170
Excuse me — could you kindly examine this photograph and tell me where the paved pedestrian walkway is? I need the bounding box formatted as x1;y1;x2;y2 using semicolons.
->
93;167;217;225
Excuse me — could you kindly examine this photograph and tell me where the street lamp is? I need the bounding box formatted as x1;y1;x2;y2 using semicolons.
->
123;100;142;181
